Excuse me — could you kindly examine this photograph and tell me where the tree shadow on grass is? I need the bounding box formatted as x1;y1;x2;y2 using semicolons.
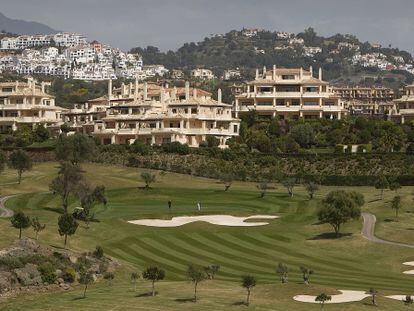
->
232;301;247;306
308;232;352;240
384;218;395;222
136;291;156;297
175;298;195;303
72;296;86;301
43;207;64;214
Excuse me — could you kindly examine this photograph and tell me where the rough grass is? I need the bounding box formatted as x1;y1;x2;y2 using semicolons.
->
1;162;414;310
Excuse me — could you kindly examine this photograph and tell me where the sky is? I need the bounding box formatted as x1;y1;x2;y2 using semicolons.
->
1;0;414;53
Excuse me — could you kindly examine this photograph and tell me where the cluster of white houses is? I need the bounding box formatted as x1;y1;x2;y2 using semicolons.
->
1;65;414;148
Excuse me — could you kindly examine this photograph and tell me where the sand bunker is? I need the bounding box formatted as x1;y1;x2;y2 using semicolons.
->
402;262;414;274
293;290;370;304
385;295;414;301
128;215;278;227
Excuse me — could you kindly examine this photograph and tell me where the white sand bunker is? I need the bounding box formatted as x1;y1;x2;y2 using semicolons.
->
128;215;278;227
402;262;414;274
385;295;414;301
293;290;370;304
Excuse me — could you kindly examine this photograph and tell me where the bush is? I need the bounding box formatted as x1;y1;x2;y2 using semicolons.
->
93;246;104;259
334;144;344;153
62;267;76;283
0;257;24;270
38;262;57;284
162;142;190;155
130;140;151;155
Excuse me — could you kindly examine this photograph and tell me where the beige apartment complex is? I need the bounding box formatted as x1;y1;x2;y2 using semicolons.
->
234;66;347;120
332;86;394;115
63;80;240;148
0;78;65;132
391;85;414;124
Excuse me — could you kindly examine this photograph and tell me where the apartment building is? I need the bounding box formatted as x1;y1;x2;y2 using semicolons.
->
0;78;66;132
391;85;414;123
0;33;87;50
64;80;239;148
234;66;346;120
333;86;395;115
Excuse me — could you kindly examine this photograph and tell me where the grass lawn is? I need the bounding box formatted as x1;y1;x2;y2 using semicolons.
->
1;162;414;310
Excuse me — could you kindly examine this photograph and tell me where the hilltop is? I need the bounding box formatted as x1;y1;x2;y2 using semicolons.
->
0;12;58;35
130;28;414;88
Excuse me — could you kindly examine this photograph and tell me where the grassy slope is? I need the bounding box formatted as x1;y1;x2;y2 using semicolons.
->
0;162;414;310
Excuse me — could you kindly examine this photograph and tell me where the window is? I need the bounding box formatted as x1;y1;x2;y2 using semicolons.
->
233;125;238;133
172;109;177;114
305;87;318;92
191;108;197;114
16;99;23;104
304;101;318;106
1;87;13;92
282;75;295;80
257;101;273;106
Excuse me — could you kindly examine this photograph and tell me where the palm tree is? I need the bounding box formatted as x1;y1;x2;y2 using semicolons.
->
241;275;256;306
369;288;378;306
300;266;314;285
403;295;413;307
131;272;139;292
276;263;289;283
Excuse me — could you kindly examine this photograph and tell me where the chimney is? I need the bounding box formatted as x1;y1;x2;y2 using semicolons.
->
319;67;323;80
41;81;46;93
218;88;222;103
134;76;138;101
143;82;148;100
255;69;259;79
121;82;125;96
108;79;112;100
309;66;313;77
129;82;133;96
273;65;276;80
172;86;177;100
160;87;165;103
32;79;36;94
263;66;266;77
300;67;303;79
193;88;197;98
185;81;190;100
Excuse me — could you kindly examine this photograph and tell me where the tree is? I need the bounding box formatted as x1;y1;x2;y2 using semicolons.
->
369;288;378;306
75;181;107;226
187;265;207;302
391;195;402;219
315;293;331;309
318;190;364;236
241;275;256;306
78;271;94;298
103;272;115;286
10;211;30;239
205;264;220;279
33;125;50;142
49;162;83;212
375;175;389;200
257;181;269;198
131;272;140;292
142;266;165;296
141;172;156;189
282;177;296;197
31;217;46;240
55;134;97;165
389;182;401;194
300;266;314;285
403;295;413;306
276;263;289;283
305;181;319;199
0;151;6;173
290;123;315;148
8;150;32;184
58;213;79;248
220;174;233;191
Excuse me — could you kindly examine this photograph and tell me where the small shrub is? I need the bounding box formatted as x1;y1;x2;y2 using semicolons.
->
0;257;24;270
38;262;57;284
98;261;109;274
62;267;76;283
93;246;104;259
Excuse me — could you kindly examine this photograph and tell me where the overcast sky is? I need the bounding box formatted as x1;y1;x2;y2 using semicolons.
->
2;0;414;53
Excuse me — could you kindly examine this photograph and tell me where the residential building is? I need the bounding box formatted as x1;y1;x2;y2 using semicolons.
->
234;66;346;120
64;80;240;148
191;68;215;80
223;69;241;81
0;78;66;132
333;86;395;115
391;85;414;123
